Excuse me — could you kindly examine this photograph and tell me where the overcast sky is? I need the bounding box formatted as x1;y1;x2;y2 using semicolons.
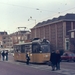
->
0;0;75;34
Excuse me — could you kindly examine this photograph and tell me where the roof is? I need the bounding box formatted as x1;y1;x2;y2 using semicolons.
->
10;30;30;36
32;13;75;29
14;42;32;46
0;32;7;35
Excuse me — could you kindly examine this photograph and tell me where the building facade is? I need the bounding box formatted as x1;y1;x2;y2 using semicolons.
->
0;30;31;51
31;13;75;52
69;29;75;53
0;31;13;51
10;30;31;45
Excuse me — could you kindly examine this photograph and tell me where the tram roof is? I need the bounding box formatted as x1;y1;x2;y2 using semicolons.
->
14;42;32;45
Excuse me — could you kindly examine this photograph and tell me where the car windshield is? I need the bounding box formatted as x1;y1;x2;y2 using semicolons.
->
69;53;75;56
63;53;75;56
63;53;68;56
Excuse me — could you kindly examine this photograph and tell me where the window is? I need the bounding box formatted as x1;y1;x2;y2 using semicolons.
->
71;32;74;38
21;45;25;53
65;38;70;50
25;44;32;53
41;44;50;53
14;45;21;53
3;41;6;44
3;37;6;39
32;44;40;53
18;36;20;40
64;53;68;56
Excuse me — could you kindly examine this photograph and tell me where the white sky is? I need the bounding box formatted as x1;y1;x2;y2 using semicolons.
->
0;0;75;34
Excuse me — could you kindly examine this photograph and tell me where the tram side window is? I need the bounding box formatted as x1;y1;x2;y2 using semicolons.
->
18;46;21;53
25;44;32;53
32;44;40;53
14;47;17;52
14;46;21;53
21;45;25;53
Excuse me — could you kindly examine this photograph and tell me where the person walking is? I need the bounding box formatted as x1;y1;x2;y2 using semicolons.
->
2;51;5;61
50;50;56;71
56;50;61;70
5;50;8;61
26;52;30;65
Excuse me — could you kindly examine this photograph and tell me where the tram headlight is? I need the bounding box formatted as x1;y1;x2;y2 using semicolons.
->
45;55;48;57
30;54;32;56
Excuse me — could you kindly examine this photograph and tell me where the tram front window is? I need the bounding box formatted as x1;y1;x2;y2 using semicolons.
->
41;45;50;53
32;44;40;53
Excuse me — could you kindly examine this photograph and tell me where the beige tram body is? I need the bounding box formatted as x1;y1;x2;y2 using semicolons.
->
14;39;50;63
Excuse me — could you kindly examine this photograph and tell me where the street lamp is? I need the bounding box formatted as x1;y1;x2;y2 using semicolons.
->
28;16;36;25
28;16;36;38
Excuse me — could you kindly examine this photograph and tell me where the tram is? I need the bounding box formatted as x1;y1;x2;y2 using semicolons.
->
14;38;51;63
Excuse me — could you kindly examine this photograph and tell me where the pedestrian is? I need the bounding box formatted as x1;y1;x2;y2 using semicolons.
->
26;52;30;65
5;50;8;61
2;50;5;61
50;50;56;71
56;50;61;70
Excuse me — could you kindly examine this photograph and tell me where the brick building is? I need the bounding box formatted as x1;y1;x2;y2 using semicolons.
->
69;29;75;52
31;13;75;52
0;31;13;50
0;30;31;51
10;30;31;44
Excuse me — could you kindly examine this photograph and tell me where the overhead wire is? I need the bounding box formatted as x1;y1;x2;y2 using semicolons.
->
0;2;55;12
37;6;75;23
0;2;75;28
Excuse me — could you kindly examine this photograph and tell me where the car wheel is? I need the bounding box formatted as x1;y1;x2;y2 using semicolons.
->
67;59;70;62
67;60;69;62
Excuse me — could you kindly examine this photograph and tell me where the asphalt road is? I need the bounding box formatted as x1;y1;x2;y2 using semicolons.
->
0;53;75;75
0;61;65;75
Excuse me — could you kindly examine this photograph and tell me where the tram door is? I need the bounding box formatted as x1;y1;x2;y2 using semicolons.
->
25;44;33;62
32;43;41;63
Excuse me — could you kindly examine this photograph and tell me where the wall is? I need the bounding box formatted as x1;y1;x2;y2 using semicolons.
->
31;21;75;52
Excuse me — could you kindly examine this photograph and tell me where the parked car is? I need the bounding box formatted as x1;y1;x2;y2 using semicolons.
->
61;52;75;62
